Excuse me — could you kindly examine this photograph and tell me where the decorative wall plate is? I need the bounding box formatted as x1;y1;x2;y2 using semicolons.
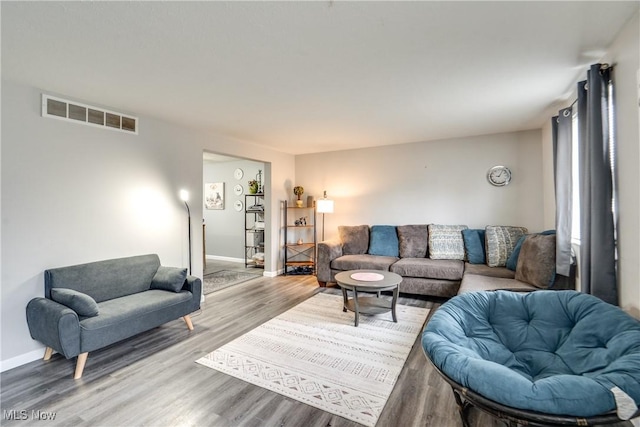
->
234;168;244;180
234;184;243;195
234;200;244;211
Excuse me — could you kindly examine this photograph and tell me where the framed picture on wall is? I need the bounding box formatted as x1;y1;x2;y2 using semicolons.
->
205;182;225;210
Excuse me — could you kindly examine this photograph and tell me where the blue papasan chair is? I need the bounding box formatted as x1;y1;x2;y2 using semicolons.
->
422;290;640;426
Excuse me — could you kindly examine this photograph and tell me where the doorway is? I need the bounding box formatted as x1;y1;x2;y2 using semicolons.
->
202;152;267;274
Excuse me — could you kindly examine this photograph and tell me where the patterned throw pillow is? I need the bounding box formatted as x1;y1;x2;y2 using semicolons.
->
428;224;469;260
485;225;528;267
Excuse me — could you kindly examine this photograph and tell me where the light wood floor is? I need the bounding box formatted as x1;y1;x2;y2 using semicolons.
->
1;264;630;427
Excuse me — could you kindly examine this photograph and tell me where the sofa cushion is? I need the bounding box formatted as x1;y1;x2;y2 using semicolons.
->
399;276;460;298
464;263;515;279
506;230;556;271
338;225;370;255
396;225;429;258
428;224;468;260
515;234;556;288
458;274;537;294
150;266;188;293
391;258;464;281
368;225;399;257
485;226;528;267
331;254;398;272
80;289;193;353
44;254;161;303
50;288;99;317
462;229;486;264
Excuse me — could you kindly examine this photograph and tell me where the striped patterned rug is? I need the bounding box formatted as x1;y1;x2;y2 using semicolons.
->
196;292;429;426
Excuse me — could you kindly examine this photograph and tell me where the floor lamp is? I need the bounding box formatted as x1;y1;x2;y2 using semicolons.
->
180;190;192;275
316;190;334;241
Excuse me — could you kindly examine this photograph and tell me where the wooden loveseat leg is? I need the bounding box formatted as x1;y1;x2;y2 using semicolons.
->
74;352;88;379
183;315;194;331
43;347;54;361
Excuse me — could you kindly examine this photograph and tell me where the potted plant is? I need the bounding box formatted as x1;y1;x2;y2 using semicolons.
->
293;186;304;207
248;179;259;194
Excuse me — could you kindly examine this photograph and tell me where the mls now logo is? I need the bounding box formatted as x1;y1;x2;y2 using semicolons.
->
3;410;56;420
3;410;28;420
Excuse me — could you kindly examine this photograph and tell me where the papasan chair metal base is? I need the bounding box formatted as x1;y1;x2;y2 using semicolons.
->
429;361;637;427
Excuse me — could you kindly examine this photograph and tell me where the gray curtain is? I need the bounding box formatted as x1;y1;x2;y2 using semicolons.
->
577;64;617;305
552;108;573;277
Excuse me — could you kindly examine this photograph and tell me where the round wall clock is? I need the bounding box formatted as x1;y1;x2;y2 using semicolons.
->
233;184;244;196
487;165;512;187
234;168;244;180
234;200;244;211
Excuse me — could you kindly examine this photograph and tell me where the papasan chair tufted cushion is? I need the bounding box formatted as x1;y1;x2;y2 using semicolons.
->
422;290;640;421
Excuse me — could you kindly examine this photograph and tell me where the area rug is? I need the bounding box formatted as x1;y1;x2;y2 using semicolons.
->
196;293;430;426
202;270;261;295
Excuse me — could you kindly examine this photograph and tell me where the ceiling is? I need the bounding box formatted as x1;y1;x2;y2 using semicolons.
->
2;1;637;155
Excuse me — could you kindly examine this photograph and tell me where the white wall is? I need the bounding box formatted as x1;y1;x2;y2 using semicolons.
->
203;159;264;261
295;129;545;242
0;80;295;370
604;10;640;317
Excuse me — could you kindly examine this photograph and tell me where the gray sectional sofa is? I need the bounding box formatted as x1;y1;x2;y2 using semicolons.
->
317;224;570;297
26;254;201;378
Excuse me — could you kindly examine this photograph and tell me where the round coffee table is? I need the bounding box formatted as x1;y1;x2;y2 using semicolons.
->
335;270;402;327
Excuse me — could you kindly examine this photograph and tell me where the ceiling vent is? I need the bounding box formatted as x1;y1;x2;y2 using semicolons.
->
41;94;138;134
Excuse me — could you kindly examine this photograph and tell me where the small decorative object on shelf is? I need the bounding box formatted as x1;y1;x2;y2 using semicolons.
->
293;186;304;207
297;238;303;245
256;169;263;194
248;179;259;194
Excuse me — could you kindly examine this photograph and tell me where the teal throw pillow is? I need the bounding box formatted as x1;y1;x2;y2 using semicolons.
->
51;288;99;317
462;229;486;264
368;225;399;257
150;266;187;293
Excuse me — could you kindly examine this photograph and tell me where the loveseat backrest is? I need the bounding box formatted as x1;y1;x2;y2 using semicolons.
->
45;254;161;303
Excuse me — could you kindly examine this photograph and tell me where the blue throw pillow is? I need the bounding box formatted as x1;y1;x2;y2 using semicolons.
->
150;266;188;292
368;225;399;257
51;288;99;317
462;229;486;264
507;230;556;271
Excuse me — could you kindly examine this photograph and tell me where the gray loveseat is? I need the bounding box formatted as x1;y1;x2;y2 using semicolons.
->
26;254;201;379
318;224;570;297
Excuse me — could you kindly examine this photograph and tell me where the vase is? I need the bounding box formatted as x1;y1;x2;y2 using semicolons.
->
249;184;258;194
296;199;303;207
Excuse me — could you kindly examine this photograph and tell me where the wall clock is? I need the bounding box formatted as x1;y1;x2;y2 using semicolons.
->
234;200;244;211
487;165;512;187
234;168;244;180
233;184;244;196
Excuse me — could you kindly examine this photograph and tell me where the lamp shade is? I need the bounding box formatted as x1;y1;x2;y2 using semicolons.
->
317;198;334;213
179;190;189;202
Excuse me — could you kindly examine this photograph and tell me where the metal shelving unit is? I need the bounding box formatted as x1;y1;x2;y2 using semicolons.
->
245;193;265;268
282;200;316;275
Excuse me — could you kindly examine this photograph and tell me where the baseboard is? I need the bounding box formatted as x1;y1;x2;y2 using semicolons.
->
206;255;244;263
0;348;44;373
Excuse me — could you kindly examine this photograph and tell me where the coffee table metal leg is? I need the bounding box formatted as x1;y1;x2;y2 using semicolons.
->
353;290;360;327
391;286;398;323
341;287;348;312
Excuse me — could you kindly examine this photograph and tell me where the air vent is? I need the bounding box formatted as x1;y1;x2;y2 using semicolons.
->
42;94;138;134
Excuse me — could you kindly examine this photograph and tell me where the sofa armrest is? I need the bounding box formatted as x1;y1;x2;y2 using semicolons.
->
26;297;81;358
317;238;343;283
182;275;202;311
